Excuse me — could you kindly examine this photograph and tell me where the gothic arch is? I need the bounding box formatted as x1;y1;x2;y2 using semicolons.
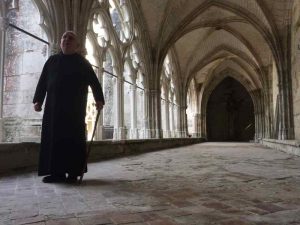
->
186;45;264;92
205;76;255;141
200;68;261;139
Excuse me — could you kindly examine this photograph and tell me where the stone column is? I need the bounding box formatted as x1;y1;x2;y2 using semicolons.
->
168;92;175;137
278;86;286;140
175;105;180;137
254;100;265;142
170;103;175;137
0;16;7;141
130;84;137;139
264;93;271;139
192;113;201;137
250;89;263;141
113;76;119;140
199;113;204;138
96;67;104;140
119;76;126;139
149;89;161;138
143;89;150;139
178;106;187;137
276;24;294;140
164;99;170;138
200;112;206;139
277;79;294;140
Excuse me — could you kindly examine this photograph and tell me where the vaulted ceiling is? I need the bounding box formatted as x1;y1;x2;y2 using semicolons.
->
137;0;294;91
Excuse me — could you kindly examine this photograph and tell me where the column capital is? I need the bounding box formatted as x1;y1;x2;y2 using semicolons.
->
149;89;159;93
49;43;60;55
130;84;137;90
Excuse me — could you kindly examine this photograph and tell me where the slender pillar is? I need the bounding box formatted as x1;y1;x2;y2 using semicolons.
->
192;113;201;137
168;93;175;137
175;105;180;137
164;99;170;138
276;24;294;140
200;112;206;139
170;103;175;137
0;16;7;141
118;76;126;139
96;67;104;140
112;77;118;139
278;86;286;140
178;106;187;137
130;84;137;139
143;89;150;138
254;104;262;141
149;89;161;138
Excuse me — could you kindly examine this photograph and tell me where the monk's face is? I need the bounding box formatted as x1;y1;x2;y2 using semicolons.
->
60;31;78;55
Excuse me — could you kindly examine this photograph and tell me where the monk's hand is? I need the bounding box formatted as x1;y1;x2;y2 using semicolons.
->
95;101;104;111
34;102;42;112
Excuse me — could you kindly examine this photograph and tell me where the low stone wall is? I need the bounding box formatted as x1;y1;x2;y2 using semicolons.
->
261;139;300;156
0;138;204;174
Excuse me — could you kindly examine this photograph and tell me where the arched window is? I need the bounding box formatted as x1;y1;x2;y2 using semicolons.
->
87;6;118;140
87;0;146;140
123;42;146;139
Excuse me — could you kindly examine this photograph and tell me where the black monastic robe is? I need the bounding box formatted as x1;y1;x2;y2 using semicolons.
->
33;53;104;176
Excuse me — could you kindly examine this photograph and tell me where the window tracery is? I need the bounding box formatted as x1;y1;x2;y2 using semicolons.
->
108;0;132;43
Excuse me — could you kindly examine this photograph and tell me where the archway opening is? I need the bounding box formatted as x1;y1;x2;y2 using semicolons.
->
207;77;255;141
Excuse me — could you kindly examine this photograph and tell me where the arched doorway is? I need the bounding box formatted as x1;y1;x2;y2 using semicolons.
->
207;77;255;141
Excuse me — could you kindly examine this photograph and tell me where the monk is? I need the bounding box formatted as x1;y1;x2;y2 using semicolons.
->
33;31;105;183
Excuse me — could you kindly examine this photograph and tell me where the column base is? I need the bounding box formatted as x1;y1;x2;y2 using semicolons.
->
0;118;3;142
130;128;138;139
113;127;126;140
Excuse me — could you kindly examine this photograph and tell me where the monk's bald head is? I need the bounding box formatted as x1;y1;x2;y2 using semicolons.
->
60;31;79;55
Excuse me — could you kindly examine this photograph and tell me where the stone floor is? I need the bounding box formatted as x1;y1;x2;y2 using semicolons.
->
1;142;300;225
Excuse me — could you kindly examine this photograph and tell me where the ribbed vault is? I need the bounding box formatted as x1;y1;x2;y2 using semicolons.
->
138;0;294;139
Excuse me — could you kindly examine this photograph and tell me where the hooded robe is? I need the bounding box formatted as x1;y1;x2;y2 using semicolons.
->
33;53;104;176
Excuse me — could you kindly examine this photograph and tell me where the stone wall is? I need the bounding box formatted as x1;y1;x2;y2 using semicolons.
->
0;138;205;174
292;1;300;141
3;0;47;142
261;139;300;156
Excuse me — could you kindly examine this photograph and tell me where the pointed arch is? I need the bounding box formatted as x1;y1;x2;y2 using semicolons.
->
206;76;255;141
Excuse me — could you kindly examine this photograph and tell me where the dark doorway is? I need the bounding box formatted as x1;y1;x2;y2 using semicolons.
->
207;77;255;141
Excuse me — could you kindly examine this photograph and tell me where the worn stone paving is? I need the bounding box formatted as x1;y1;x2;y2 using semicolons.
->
1;142;300;225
